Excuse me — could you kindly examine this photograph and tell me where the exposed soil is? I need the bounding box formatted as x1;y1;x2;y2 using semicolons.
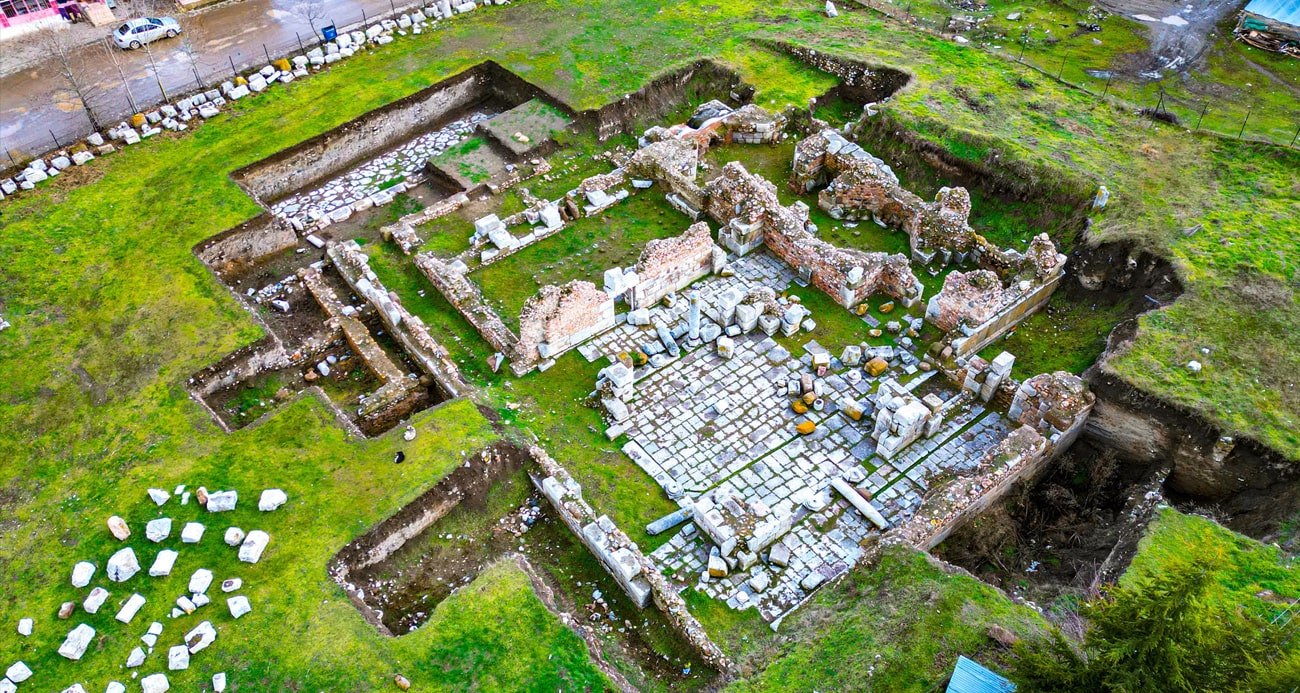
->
935;438;1165;607
1093;0;1243;75
330;442;717;691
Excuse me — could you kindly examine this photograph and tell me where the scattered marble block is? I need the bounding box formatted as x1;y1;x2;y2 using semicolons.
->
107;547;141;582
258;489;287;511
115;593;146;623
146;517;172;542
238;530;270;563
71;560;96;587
227;595;251;619
57;623;95;660
150;550;179;577
189;568;214;594
168;644;190;670
141;673;170;693
181;522;205;544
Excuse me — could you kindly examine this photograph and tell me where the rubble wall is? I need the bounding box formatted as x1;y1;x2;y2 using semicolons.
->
193;213;298;278
516;280;616;366
412;253;518;356
526;445;732;672
329;242;466;398
630;222;716;309
949;272;1062;357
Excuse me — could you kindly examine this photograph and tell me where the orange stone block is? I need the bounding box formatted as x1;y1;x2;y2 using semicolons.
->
795;420;816;435
865;357;889;377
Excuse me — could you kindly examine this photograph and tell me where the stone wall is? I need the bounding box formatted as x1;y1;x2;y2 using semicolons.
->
526;445;731;672
413;252;519;356
629;222;717;309
515;280;616;365
329;241;466;398
193;213;298;278
707;160;922;309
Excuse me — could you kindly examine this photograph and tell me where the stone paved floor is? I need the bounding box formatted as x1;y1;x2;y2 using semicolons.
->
270;112;494;224
578;252;1014;624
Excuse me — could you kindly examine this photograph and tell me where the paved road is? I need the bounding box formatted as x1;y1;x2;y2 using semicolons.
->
0;0;411;159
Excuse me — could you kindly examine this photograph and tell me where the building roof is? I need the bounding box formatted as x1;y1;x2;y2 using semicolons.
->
946;656;1017;693
1243;0;1300;27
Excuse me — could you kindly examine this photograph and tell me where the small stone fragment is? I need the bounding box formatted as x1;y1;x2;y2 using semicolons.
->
147;488;170;506
258;489;288;511
107;515;131;541
224;527;245;546
221;578;242;593
227;595;251;619
71;561;96;588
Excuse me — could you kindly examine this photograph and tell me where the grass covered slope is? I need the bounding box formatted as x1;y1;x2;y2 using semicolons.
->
1127;507;1300;608
0;0;1297;687
0;398;609;689
725;544;1048;692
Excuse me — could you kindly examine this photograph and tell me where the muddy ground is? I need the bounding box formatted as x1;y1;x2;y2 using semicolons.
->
1094;0;1245;74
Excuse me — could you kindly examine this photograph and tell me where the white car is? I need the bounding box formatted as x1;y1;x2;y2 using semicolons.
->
113;17;182;50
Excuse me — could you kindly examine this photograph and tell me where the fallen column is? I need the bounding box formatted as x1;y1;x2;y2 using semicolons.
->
830;477;890;530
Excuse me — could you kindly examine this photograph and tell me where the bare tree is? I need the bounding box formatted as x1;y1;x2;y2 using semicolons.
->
290;0;328;42
34;27;103;131
102;37;140;114
173;11;208;90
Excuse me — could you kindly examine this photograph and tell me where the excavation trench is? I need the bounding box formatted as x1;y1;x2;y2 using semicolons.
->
329;442;718;691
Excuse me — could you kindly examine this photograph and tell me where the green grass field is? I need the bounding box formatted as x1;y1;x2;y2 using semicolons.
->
1;0;1298;688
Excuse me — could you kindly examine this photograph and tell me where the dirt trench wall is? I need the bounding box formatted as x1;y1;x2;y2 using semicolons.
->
193;213;298;277
229;62;552;205
1083;364;1300;539
331;442;531;578
584;60;745;141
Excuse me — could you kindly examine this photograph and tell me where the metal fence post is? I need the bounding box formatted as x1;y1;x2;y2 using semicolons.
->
1238;108;1251;139
1195;102;1208;132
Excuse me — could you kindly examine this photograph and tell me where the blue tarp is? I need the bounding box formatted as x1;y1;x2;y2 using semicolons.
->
1243;0;1300;27
946;656;1017;693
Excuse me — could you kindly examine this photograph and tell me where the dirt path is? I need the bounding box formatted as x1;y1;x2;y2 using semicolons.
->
1093;0;1244;75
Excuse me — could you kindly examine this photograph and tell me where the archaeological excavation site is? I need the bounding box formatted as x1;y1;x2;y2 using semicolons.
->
5;1;1297;691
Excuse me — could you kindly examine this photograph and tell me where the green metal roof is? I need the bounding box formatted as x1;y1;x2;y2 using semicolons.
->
1243;0;1300;27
